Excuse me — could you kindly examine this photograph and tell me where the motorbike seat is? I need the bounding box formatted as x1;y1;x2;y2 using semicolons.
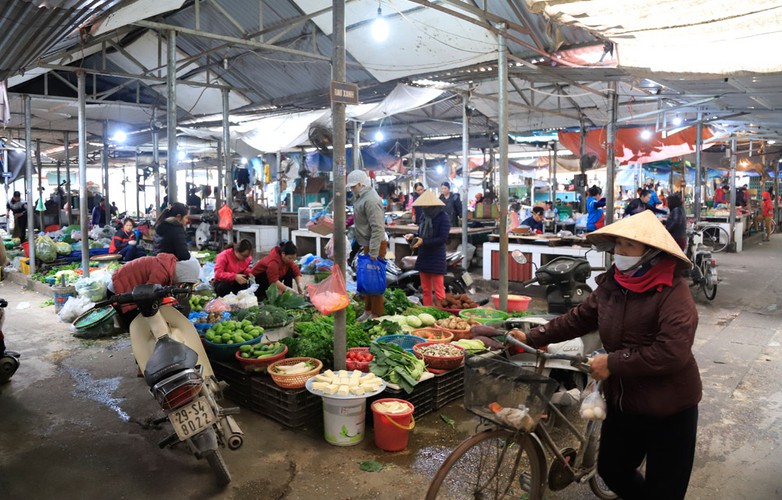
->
144;336;199;387
401;256;417;270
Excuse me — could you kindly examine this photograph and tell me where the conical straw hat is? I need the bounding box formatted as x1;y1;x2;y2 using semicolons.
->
412;190;445;207
585;210;690;266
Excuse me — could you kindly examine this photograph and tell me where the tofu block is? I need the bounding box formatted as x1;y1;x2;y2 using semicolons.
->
360;373;377;383
338;377;350;386
323;384;339;395
312;381;330;391
322;369;335;379
313;374;331;383
338;370;349;378
348;378;360;388
349;386;365;396
350;370;362;379
337;385;350;396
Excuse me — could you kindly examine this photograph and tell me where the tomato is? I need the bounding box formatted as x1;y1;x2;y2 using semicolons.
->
347;352;356;360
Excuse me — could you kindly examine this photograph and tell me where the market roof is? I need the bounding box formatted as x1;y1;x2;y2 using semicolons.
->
1;0;782;166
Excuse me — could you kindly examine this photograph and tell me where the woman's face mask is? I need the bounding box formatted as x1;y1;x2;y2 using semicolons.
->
613;254;645;272
424;207;441;218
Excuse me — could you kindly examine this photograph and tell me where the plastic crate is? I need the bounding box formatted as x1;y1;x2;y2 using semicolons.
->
432;366;465;409
249;375;323;428
374;334;426;353
211;359;252;393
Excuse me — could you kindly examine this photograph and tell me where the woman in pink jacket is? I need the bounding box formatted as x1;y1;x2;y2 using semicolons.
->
213;239;253;297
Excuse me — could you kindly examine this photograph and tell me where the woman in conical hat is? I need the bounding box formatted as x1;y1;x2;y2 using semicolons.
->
405;190;449;306
510;210;700;499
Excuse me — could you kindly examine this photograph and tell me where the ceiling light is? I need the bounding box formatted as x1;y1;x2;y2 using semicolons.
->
111;131;127;143
640;129;653;140
177;151;186;161
374;130;384;142
371;4;389;42
240;157;248;165
768;140;777;145
436;165;444;174
671;115;683;126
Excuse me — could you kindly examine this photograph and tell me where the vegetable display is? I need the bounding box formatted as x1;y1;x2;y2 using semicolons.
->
416;344;462;357
239;342;285;359
279;308;370;367
436;317;474;331
189;294;213;312
264;285;308;309
372;313;437;333
436;293;478;310
234;305;291;327
452;339;487;353
402;306;452;321
272;360;316;375
309;369;384;396
383;288;413;315
204;320;264;344
369;341;426;394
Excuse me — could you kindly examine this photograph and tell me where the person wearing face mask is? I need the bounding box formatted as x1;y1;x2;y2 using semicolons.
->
346;170;387;321
404;191;450;306
408;182;425;223
509;210;700;500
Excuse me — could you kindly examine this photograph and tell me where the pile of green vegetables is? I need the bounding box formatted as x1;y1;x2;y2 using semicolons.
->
383;288;412;315
369;342;426;393
402;305;452;321
30;262;81;284
234;304;291;327
264;285;308;309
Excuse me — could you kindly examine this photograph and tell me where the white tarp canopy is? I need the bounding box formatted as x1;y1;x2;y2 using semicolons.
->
181;83;443;153
527;0;782;74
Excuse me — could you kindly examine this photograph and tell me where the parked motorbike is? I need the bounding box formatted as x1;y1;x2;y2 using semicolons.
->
0;299;21;384
96;284;243;485
504;252;602;414
685;227;718;300
194;212;228;251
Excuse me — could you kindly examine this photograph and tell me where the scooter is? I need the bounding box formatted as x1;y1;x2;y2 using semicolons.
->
392;250;472;296
97;284;243;485
504;252;602;411
0;299;21;384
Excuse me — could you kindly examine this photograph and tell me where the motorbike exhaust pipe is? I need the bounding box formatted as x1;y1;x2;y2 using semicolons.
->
221;415;244;450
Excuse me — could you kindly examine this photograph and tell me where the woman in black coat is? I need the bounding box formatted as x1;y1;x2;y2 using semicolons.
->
405;191;450;306
664;193;687;250
152;202;191;261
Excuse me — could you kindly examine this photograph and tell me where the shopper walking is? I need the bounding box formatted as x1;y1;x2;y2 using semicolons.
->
510;210;701;500
439;181;462;227
586;185;606;232
405;191;450;306
347;170;387;321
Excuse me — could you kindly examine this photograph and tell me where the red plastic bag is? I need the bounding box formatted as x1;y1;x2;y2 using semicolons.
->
218;204;233;231
307;265;350;315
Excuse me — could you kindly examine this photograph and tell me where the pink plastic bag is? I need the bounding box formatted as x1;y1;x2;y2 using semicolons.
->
307;265;350;315
218;204;233;231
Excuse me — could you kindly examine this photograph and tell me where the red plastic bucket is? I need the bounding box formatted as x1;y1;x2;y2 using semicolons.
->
371;398;415;452
22;241;29;258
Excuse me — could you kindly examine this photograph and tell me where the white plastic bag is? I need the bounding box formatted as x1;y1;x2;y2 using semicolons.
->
58;296;95;323
74;277;108;302
580;386;607;420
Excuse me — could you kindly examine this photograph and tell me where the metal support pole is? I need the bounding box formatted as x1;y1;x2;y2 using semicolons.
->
579;120;587;212
166;30;178;203
136;151;141;217
102;120;110;223
694;112;703;222
24;96;36;274
78;73;90;276
331;0;347;370
497;25;509;312
774;156;779;232
728;138;737;252
461;94;470;272
605;81;618;226
36;140;44;232
352;121;362;172
276;151;282;243
152;108;161;214
65;132;71;224
222;88;233;244
552;143;558;207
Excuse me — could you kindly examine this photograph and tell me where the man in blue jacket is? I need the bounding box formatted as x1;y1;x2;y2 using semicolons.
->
521;206;545;233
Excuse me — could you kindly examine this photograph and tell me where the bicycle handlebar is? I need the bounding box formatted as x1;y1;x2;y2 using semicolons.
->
505;333;591;372
96;285;191;308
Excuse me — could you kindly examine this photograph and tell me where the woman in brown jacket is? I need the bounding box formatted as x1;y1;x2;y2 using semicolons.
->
511;210;701;500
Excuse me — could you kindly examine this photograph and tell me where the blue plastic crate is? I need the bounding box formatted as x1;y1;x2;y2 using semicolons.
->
374;334;426;353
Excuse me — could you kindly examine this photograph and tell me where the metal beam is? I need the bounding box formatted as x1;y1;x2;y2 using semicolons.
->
461;93;470;272
605;81;618;226
78;72;90;277
152;108;161;214
222;88;233;217
498;25;509;312
729;138;737;252
38;64;236;91
209;0;247;35
332;0;348;371
134;20;332;62
694;112;703;222
24;96;36;274
166;30;178;204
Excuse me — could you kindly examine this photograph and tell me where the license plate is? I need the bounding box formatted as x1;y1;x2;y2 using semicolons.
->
462;273;474;286
169;397;216;441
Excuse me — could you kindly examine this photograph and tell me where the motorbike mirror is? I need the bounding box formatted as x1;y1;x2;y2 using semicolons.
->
511;250;528;265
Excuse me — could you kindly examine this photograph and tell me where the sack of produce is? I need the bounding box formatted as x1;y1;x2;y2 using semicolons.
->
55;242;73;255
307;264;350;315
58;296;95;323
35;235;58;263
74;277;108;302
204;297;231;313
356;253;387;295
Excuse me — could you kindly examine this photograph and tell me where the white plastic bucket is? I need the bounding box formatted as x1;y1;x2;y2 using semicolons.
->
322;397;366;446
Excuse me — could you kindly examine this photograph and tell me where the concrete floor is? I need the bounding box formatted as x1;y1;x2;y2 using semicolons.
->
1;234;781;499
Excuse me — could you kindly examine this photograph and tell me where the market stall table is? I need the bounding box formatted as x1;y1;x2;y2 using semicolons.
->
386;225;494;263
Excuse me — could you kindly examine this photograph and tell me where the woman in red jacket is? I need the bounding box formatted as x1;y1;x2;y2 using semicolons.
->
109;218;146;262
761;190;774;241
213;239;253;297
250;241;303;300
510;210;701;500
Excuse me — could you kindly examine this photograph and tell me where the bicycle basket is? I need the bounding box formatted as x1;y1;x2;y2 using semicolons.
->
464;353;558;431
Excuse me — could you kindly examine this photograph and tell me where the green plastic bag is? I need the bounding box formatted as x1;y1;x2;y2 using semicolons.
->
35;236;58;263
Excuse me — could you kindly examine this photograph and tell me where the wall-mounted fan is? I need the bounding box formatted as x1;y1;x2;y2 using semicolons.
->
308;125;333;157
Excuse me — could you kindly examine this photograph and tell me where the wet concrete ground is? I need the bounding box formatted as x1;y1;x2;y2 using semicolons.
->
1;234;781;499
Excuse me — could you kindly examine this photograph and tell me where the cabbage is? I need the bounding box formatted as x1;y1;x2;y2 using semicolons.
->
418;313;436;326
56;242;73;255
34;236;58;263
406;315;423;328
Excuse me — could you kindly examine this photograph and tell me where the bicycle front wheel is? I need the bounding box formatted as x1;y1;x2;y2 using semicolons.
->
426;429;546;500
700;259;718;300
701;225;729;253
